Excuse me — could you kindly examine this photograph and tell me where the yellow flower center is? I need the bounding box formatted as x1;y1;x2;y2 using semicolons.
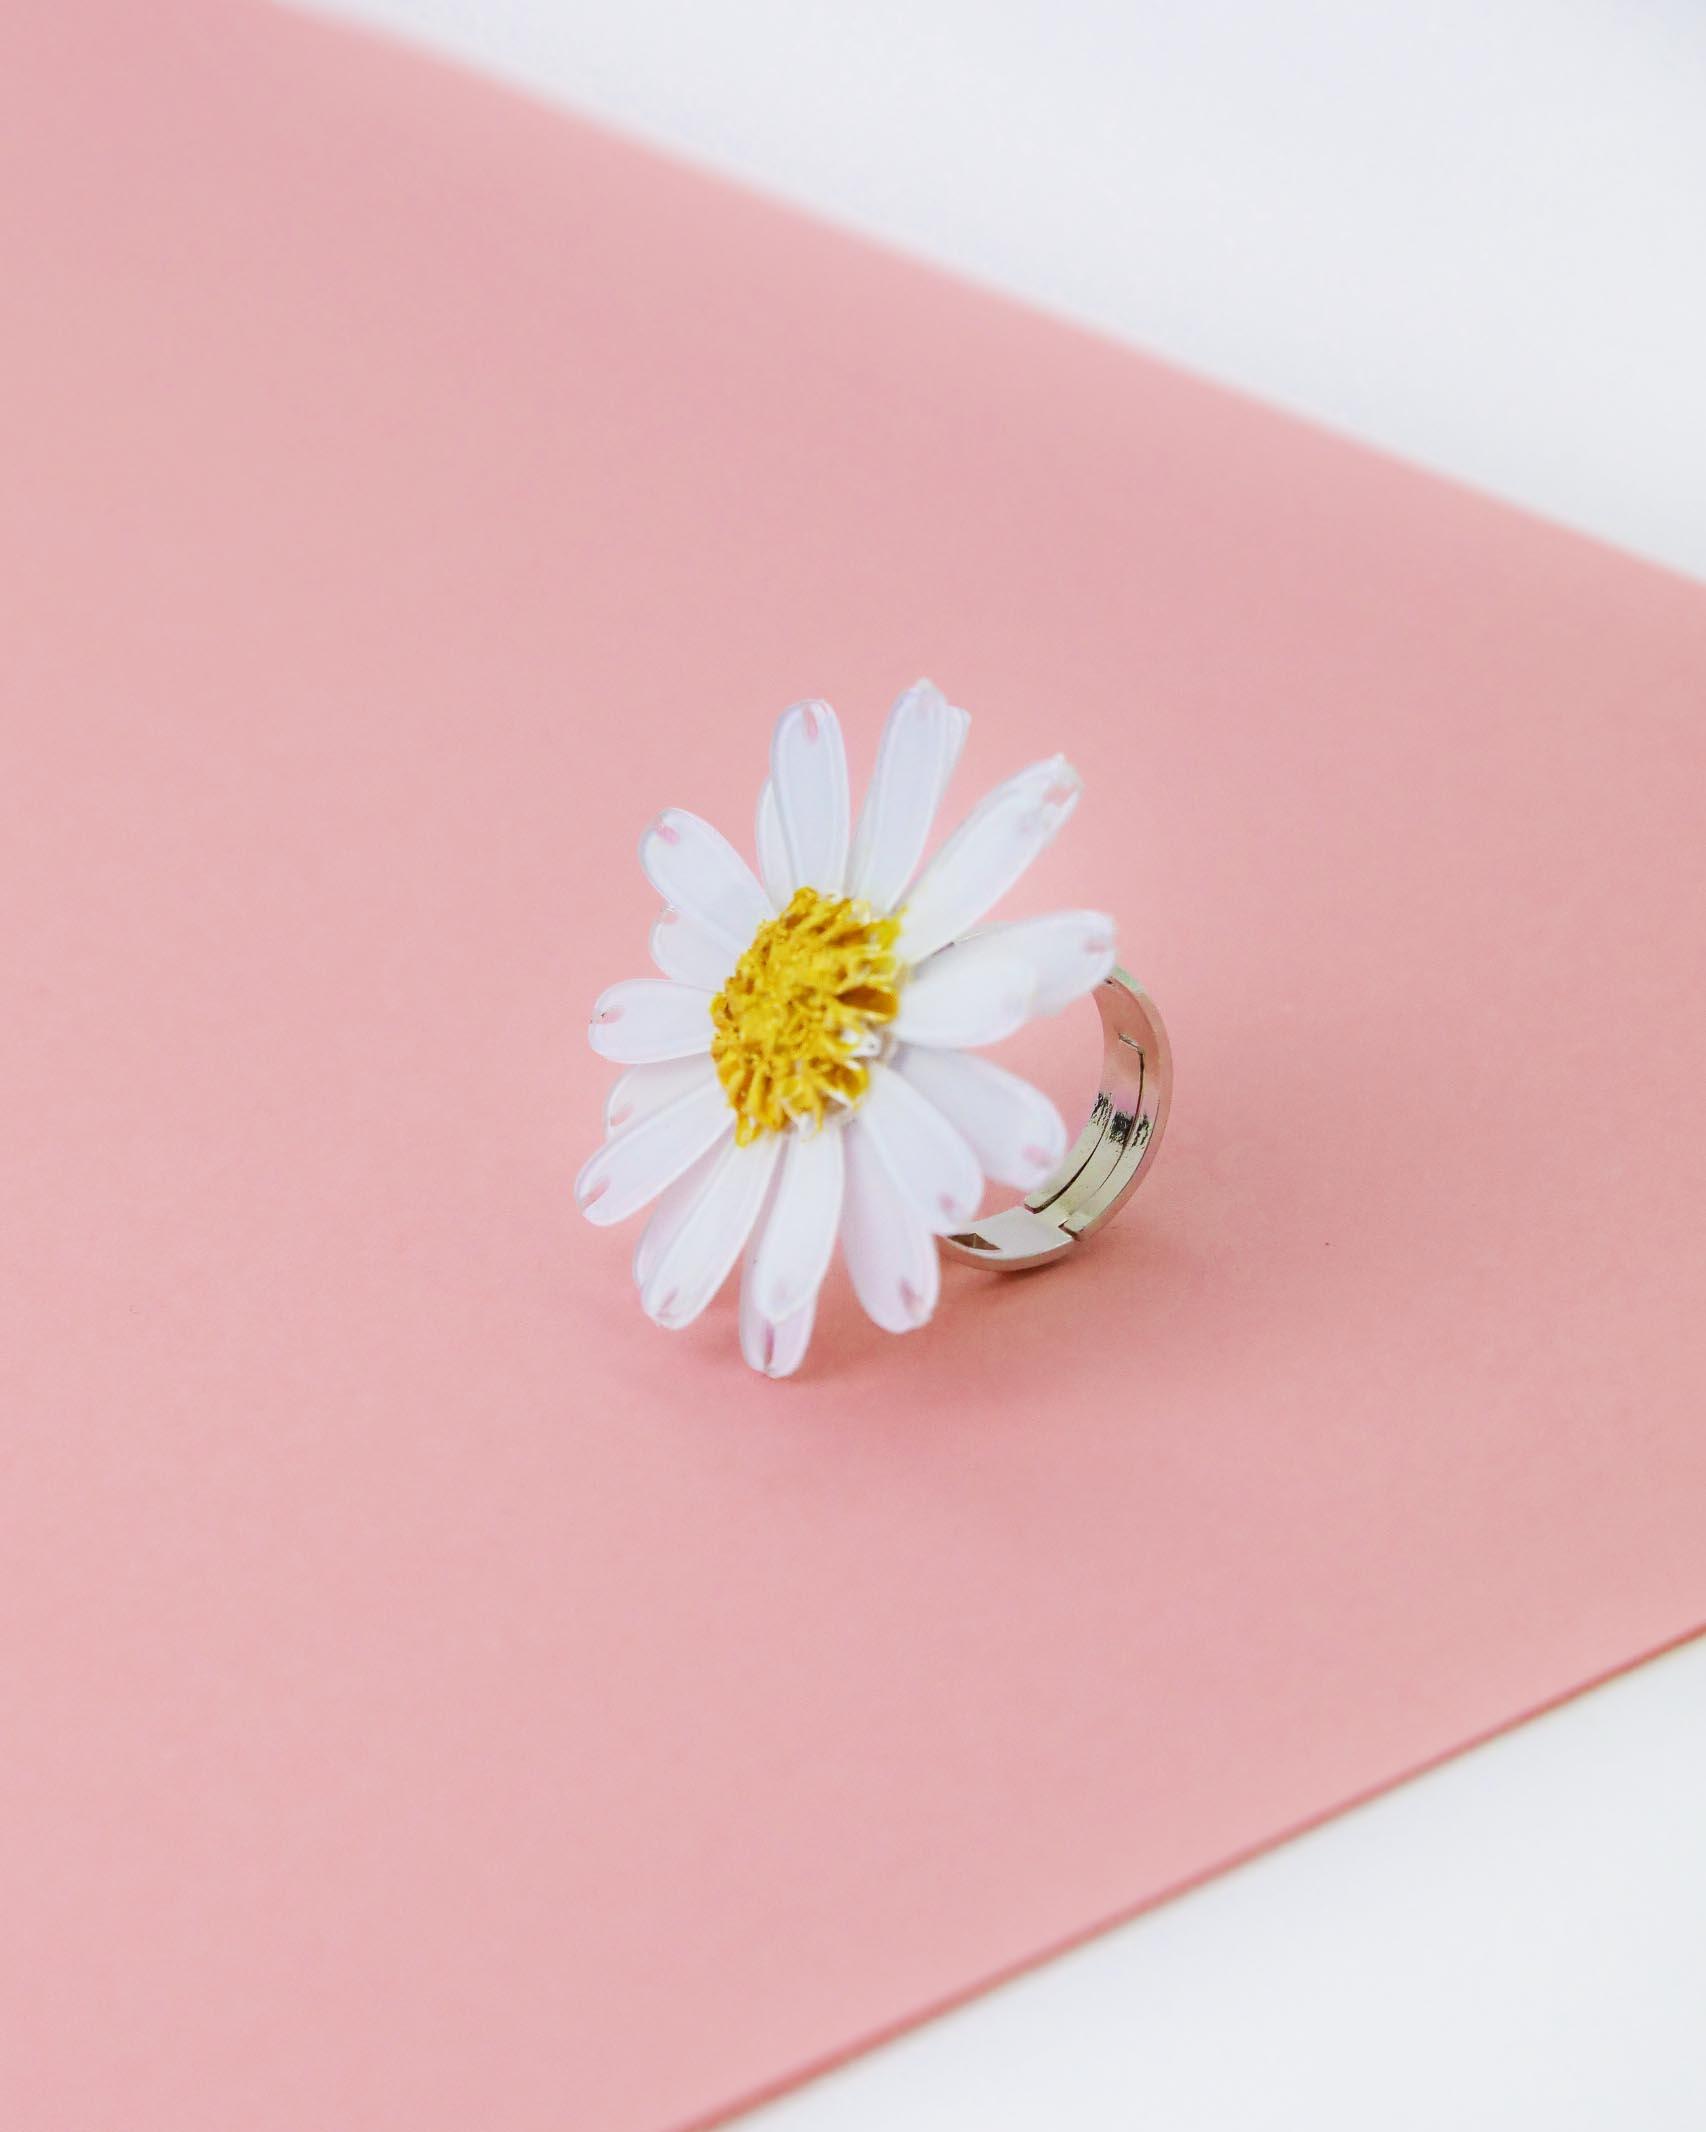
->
710;887;904;1143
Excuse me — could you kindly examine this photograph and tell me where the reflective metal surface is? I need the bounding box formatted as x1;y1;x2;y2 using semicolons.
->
940;968;1172;1271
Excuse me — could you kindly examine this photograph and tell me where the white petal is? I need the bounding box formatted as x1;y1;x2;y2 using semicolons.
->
846;678;968;913
640;1133;780;1329
754;781;791;911
604;1055;718;1138
969;909;1116;1016
588;978;713;1064
633;1140;723;1288
649;907;735;990
896;1046;1067;1193
840;1115;940;1333
740;1203;819;1379
741;1291;816;1379
855;1062;981;1232
639;808;770;955
890;939;1034;1050
897;756;1082;963
945;701;971;773
750;1121;846;1324
770;699;851;896
575;1077;732;1225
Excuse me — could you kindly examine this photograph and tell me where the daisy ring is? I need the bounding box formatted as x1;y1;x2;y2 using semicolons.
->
575;681;1171;1376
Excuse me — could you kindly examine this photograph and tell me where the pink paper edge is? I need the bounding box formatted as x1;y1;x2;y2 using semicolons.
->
681;1619;1706;2131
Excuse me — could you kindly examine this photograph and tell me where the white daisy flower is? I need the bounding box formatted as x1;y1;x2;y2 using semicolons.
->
575;681;1115;1377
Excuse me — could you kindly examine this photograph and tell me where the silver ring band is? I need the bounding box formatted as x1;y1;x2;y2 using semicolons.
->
940;968;1172;1271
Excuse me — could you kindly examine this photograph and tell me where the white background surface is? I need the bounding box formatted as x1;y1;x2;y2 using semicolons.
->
300;0;1706;583
741;1643;1706;2132
294;3;1706;2123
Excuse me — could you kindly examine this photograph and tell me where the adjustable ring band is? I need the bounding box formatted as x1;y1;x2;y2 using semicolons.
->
941;968;1172;1271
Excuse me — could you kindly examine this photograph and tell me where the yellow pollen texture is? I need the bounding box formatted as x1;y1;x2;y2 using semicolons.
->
711;887;904;1142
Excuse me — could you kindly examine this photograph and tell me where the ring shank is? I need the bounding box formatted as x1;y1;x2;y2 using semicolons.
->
940;969;1171;1271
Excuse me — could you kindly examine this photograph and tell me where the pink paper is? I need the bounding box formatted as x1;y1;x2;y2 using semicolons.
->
2;4;1702;2127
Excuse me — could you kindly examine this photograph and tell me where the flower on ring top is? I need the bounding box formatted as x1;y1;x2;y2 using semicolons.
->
575;681;1115;1377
